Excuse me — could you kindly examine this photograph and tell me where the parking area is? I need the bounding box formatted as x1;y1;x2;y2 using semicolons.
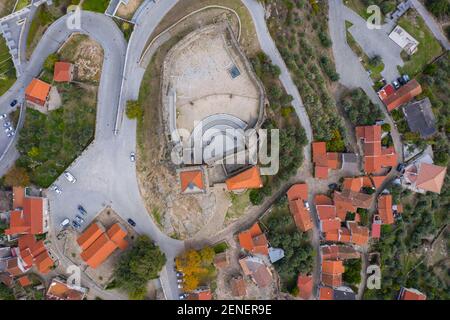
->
0;112;16;154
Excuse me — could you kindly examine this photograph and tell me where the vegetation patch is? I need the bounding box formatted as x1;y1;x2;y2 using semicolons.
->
340;88;384;126
81;0;109;13
176;247;217;292
0;37;16;95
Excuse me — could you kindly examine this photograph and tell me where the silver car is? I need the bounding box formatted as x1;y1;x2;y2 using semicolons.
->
64;171;77;183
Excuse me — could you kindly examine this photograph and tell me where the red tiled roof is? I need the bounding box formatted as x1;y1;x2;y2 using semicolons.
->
415;163;447;194
238;223;269;255
180;169;205;193
319;287;334;300
371;223;381;239
348;222;370;246
316;205;336;220
377;194;394;225
230;276;247;297
315;166;329;179
53;62;73;82
321;219;341;233
371;175;388;189
399;287;427;300
287;184;308;201
314;194;333;206
289;199;313;232
312;142;327;163
17;275;31;287
383;79;422;111
46;279;85;300
226;166;263;191
322;260;345;275
297;275;313;299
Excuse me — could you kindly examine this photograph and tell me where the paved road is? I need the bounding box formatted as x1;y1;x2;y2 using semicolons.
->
410;0;450;51
328;0;403;163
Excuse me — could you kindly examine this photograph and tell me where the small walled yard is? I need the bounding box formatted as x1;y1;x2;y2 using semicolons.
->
0;35;16;95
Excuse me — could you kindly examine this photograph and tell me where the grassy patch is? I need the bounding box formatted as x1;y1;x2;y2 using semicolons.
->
344;0;372;19
16;83;97;187
0;36;16;95
151;207;163;228
15;0;30;11
398;12;443;77
81;0;109;13
213;241;229;254
225;190;250;221
0;0;15;17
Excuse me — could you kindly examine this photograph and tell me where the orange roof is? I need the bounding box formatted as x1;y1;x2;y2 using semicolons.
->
18;275;31;287
34;250;54;274
25;79;51;102
238;223;269;255
319;287;334;300
356;125;381;143
13;187;25;208
372;175;387;189
238;231;254;252
377;194;394;225
321;219;341;232
225;166;263;191
312;142;327;163
297;275;313;299
316;205;336;220
327;152;340;170
340;228;352;243
248;223;263;237
195;290;212;300
399;288;427;300
321;273;343;287
6;258;23;276
289;199;313;232
106;223;128;250
315;194;333;206
77;223;104;250
46;279;85;300
324;229;340;242
287;184;308;201
322;260;345;275
6;192;45;236
383;79;422;111
348;222;370;246
80;233;118;269
53;62;72;82
315;166;329;179
415;163;447;194
180;169;205;193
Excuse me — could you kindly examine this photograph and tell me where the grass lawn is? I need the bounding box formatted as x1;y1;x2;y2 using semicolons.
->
15;0;30;11
343;0;372;19
225;190;251;221
16;83;97;187
398;12;443;77
82;0;110;13
0;36;16;95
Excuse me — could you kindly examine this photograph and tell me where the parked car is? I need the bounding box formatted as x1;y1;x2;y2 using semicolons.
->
127;218;136;227
398;74;410;85
60;218;70;228
328;183;338;190
177;279;183;283
177;284;183;289
75;215;85;225
78;205;87;216
179;294;187;300
130;152;136;162
396;163;406;173
72;220;81;229
0;114;7;119
64;171;77;183
7;131;15;137
51;185;62;194
176;272;184;277
10;100;18;107
4;127;12;133
3;122;11;127
392;80;401;89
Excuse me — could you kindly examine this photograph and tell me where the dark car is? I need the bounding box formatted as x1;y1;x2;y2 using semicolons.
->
127;218;136;227
77;205;87;216
328;183;338;190
72;220;81;229
396;163;406;173
10;100;18;107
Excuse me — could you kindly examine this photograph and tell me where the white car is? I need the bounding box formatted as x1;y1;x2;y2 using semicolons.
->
4;127;12;133
7;131;15;138
3;122;11;127
51;185;62;194
60;218;70;228
130;152;136;162
0;114;6;119
64;171;77;183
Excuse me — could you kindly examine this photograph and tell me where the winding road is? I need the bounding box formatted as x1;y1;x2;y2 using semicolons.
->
0;0;315;300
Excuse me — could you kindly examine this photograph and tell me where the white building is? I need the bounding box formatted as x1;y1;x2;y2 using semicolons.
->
389;25;419;55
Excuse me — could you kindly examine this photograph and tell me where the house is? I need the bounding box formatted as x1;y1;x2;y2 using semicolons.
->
213;252;229;269
389;25;419;55
17;275;31;287
377;83;395;101
381;79;422;111
318;286;334;300
314;194;340;233
347;222;370;247
230;276;247;297
5;187;49;236
398;287;426;300
297;274;313;299
312;142;342;179
178;167;207;194
46;278;87;300
239;256;273;288
371;175;388;189
5;257;27;276
188;289;212;300
321;260;345;287
238;223;269;256
377;194;395;225
225;166;263;191
320;245;360;260
371;216;381;239
53;62;74;82
333;177;374;219
403;98;436;138
356;125;397;174
0;273;14;288
77;222;128;269
25;78;52;107
0;247;12;273
16;234;54;274
287;184;313;232
404;161;447;194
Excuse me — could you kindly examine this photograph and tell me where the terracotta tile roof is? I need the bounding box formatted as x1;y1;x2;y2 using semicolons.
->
80;233;118;269
225;166;263;191
213;252;229;269
319;286;334;300
320;219;341;232
46;279;85;300
76;223;104;250
312;142;327;163
314;194;333;206
382;79;422;111
347;222;370;246
12;187;25;209
230;276;247;297
371;175;388;189
316;205;336;220
25;79;51;105
238;223;269;255
371;223;381;239
189;290;212;300
107;223;128;250
180;169;205;193
17;275;31;287
53;62;73;82
324;229;340;242
377;194;394;225
377;84;395;100
5;190;45;236
312;142;341;178
315;166;329;179
327;152;341;169
398;287;426;300
321;245;360;260
322;260;345;275
415;163;447;194
289;199;313;232
340;228;352;243
6;257;23;276
321;273;343;287
297;274;313;299
287;184;308;201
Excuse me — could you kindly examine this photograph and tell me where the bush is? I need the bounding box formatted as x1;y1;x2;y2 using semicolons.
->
249;189;264;205
126;100;143;119
381;123;391;132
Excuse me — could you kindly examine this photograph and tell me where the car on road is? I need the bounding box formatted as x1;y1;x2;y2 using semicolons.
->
51;185;62;194
127;218;136;227
328;183;338;190
75;215;85;225
7;132;15;138
60;218;70;228
3;122;11;127
0;114;6;120
130;152;136;162
392;80;401;89
64;171;77;183
10;100;18;107
396;163;406;174
179;293;187;300
72;220;81;229
177;284;183;289
176;272;184;277
78;205;87;216
4;127;13;133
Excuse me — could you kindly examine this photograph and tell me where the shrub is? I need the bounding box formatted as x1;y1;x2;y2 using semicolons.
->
126;100;143;119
